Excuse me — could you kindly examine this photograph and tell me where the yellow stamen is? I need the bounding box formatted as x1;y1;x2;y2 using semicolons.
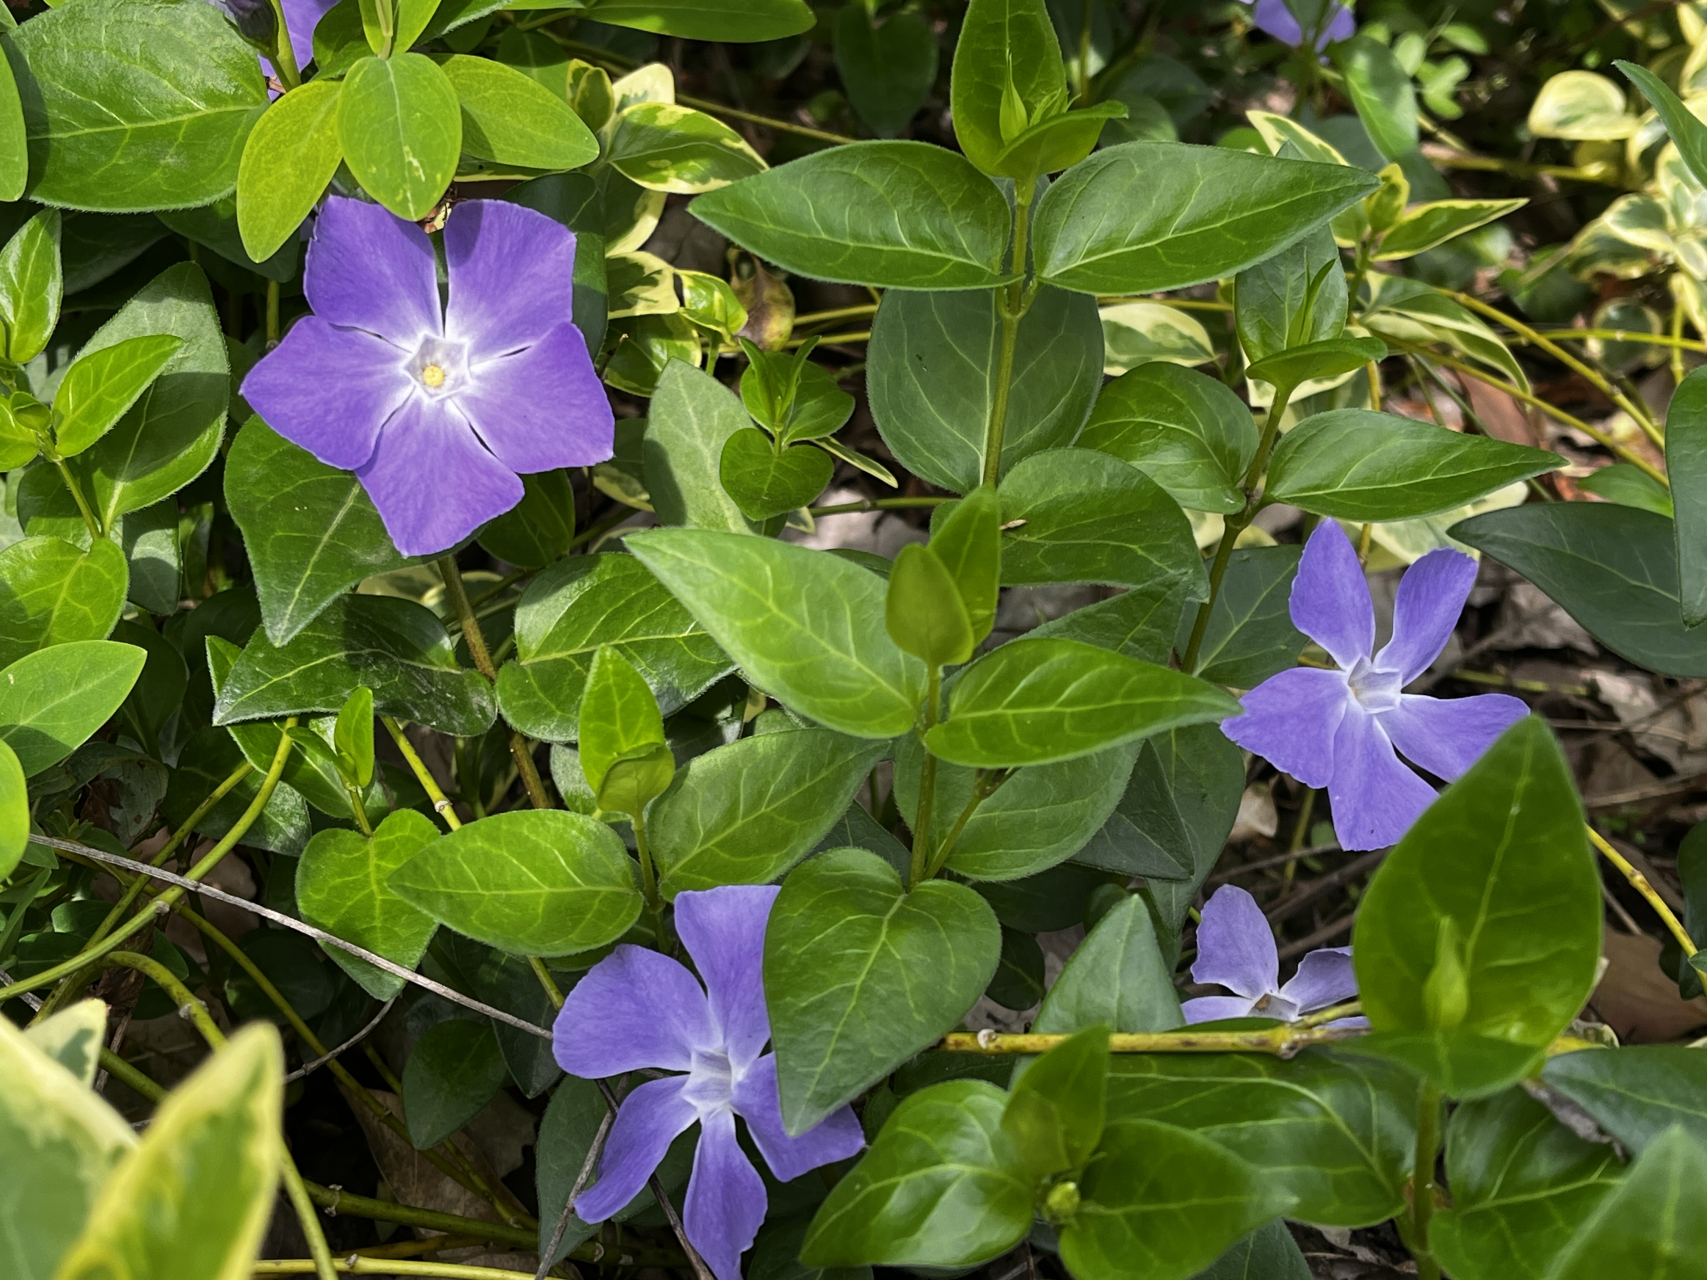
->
421;364;445;388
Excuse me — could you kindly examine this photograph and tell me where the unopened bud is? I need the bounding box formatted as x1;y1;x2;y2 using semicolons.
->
1043;1180;1081;1223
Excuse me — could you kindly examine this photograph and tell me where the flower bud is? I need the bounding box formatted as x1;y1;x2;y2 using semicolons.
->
1043;1180;1081;1223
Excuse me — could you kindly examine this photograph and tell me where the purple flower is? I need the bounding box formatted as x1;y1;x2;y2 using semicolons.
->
1248;0;1355;49
553;885;865;1280
242;196;612;557
277;0;337;75
1222;520;1525;852
1184;885;1358;1023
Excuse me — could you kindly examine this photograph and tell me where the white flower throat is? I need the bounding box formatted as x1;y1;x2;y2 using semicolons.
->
1346;657;1401;713
408;335;468;396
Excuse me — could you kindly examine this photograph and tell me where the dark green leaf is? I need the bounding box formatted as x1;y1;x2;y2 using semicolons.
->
719;428;833;521
1194;1221;1311;1280
1543;1046;1707;1155
1178;546;1306;687
1233;224;1345;364
1665;365;1707;626
985;926;1045;1009
477;470;576;570
1543;1127;1707;1280
1244;336;1387;392
1034;894;1182;1033
401;1019;507;1149
1028;580;1185;666
833;5;938;139
765;848;1001;1133
0;639;143;776
582;0;814;41
949;0;1067;177
163;726;310;856
645;360;760;533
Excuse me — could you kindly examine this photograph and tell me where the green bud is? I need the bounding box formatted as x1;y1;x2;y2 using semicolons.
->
1422;916;1470;1033
885;543;974;669
1043;1180;1081;1223
1366;162;1410;235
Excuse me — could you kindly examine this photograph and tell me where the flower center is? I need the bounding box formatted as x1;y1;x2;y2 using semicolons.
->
1346;658;1401;713
682;1048;735;1116
407;336;467;396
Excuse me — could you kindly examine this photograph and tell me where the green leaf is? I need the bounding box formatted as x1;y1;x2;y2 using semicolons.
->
1364;276;1529;393
690;141;1015;290
1028;578;1185;666
1666;366;1707;627
1195;1221;1312;1280
1034;893;1183;1033
930;485;1001;644
6;0;268;212
211;594;496;737
225;419;413;646
582;0;814;41
1450;502;1707;677
1576;462;1672;517
833;4;938;139
477;469;576;569
0;209;61;366
296;811;440;1000
626;528;926;739
1375;198;1527;261
1330;34;1418;162
925;637;1239;768
1543;1046;1707;1155
495;551;731;744
1179;546;1307;687
1353;718;1600;1097
1004;1025;1107;1180
1432;1087;1623;1280
992;104;1127;187
867;285;1102;493
162;724;310;857
1105;1049;1419;1226
1233;224;1346;364
1244;337;1388;393
0;536;127;670
334;685;375;788
0;32;24;202
719;428;833;521
0;639;145;776
646;360;760;534
886;543;973;668
56;263;226;531
1058;1119;1289;1280
237;79;344;263
438;54;598;171
649;726;887;896
339;53;461;222
1078;363;1257;515
765;848;1001;1133
578;643;666;801
800;1080;1032;1267
1099;301;1216;374
402;1019;507;1149
1031;142;1378;294
0;1011;136;1280
1618;60;1707;192
609;102;766;193
0;737;22;879
53;1024;282;1280
949;0;1067;177
1543;1127;1707;1280
1265;409;1562;521
50;334;183;458
996;448;1207;593
389;809;642;956
23;1001;110;1087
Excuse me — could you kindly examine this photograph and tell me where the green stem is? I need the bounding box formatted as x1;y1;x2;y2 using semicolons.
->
52;458;101;541
263;0;302;88
1409;1083;1443;1280
528;955;565;1010
808;496;949;516
266;279;281;348
1346;235;1372;325
982;186;1035;488
632;807;666;947
907;668;943;889
383;717;462;830
924;769;1009;880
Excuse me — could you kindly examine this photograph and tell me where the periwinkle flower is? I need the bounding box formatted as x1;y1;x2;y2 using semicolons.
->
1183;885;1357;1023
1222;520;1525;852
1247;0;1355;49
553;885;865;1280
242;196;612;557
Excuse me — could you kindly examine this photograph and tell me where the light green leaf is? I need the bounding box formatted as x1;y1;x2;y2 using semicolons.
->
1245;337;1387;393
1098;302;1215;374
1527;70;1636;141
51;334;183;458
719;429;834;522
0;737;22;879
1234;224;1345;365
578;644;666;799
23;1001;110;1087
339;53;461;222
237;79;344;264
389;809;643;956
0;536;127;670
1665;365;1707;627
886;543;973;667
1375;198;1527;261
949;0;1067;177
1330;35;1418;162
439;54;598;171
0;639;144;776
626;528;927;739
645;360;761;533
1003;1025;1108;1181
582;0;813;41
609;102;765;193
0;209;61;366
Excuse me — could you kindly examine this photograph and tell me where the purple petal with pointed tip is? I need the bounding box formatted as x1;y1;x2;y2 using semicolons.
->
241;317;407;470
1180;995;1260;1024
1321;3;1356;43
305;197;441;344
1381;693;1529;782
1281;946;1359;1013
732;1054;865;1179
1327;706;1438;850
1222;666;1354;791
683;1107;767;1280
355;398;522;557
279;0;338;73
1374;549;1478;683
573;1075;698;1224
1250;0;1305;43
445;200;578;361
553;944;717;1079
674;885;778;1073
1191;885;1280;999
1290;521;1375;668
461;322;615;474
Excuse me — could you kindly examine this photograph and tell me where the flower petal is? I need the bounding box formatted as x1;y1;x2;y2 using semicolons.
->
573;1075;698;1224
1181;995;1259;1024
279;0;339;75
304;196;441;344
445;200;578;361
1327;704;1438;850
683;1107;767;1280
1290;520;1375;668
553;944;716;1078
1381;692;1529;782
241;317;407;470
460;322;615;474
1250;0;1304;43
1321;3;1356;44
1280;946;1358;1014
674;885;779;1073
1373;549;1478;683
356;398;522;558
1222;666;1354;790
732;1054;865;1179
1190;885;1279;1000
